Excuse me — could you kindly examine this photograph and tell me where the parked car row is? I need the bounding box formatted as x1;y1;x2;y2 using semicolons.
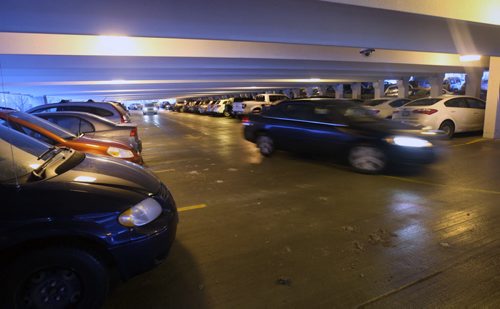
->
0;100;178;307
172;93;290;117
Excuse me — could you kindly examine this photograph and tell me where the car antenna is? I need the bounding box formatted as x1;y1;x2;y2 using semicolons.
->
8;139;20;190
0;60;7;108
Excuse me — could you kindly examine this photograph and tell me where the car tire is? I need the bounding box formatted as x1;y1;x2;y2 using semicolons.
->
256;135;274;157
348;145;387;174
439;120;455;138
2;247;109;309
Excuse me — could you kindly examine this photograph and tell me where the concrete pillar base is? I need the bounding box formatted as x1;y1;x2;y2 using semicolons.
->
373;80;384;98
484;56;500;139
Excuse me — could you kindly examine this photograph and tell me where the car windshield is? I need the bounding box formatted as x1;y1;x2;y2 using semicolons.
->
0;125;52;183
145;103;156;107
11;111;76;140
404;98;441;107
364;99;388;106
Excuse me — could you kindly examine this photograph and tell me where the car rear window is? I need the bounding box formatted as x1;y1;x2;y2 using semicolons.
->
363;99;388;106
60;106;114;117
404;98;441;107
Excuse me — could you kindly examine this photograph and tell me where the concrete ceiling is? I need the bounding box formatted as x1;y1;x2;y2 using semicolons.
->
0;0;499;101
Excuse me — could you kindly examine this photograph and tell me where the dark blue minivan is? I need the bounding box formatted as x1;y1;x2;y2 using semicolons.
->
243;98;439;173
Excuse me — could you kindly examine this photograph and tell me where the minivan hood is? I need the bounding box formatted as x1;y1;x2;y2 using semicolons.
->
55;154;160;195
350;119;423;135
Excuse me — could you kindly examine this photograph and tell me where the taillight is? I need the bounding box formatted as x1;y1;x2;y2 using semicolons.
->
413;108;438;115
242;116;250;126
130;127;138;137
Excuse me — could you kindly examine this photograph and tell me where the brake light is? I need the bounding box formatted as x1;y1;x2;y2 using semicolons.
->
242;116;250;126
130;127;138;137
413;108;438;115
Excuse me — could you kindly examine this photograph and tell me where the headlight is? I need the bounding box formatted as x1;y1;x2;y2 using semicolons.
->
385;136;432;148
119;198;162;227
107;146;134;158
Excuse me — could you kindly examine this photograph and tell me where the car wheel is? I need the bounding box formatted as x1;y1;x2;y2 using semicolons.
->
256;135;274;156
439;120;455;138
3;247;109;309
348;145;387;174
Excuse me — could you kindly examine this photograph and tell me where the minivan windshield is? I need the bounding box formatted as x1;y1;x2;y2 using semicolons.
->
0;125;52;183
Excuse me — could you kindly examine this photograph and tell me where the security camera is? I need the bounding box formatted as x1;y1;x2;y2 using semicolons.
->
360;48;375;57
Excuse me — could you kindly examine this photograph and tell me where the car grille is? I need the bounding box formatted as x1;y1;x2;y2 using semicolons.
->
154;183;177;212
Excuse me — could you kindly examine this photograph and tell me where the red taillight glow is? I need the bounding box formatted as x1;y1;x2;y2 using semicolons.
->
130;127;138;137
242;116;250;125
413;108;438;115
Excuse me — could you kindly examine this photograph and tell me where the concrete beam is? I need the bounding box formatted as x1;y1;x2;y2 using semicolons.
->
0;32;489;67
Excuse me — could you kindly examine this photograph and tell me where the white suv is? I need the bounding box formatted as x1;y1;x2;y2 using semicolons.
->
232;93;289;116
392;96;486;137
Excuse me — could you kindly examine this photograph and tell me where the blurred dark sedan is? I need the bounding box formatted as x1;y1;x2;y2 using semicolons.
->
243;98;440;173
35;111;142;153
0;126;177;308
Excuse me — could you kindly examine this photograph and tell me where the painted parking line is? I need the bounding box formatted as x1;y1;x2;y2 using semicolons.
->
450;138;486;147
178;204;208;212
384;176;500;195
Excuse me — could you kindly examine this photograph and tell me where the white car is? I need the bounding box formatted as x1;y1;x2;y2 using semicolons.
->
212;98;233;116
363;98;411;119
392;96;486;138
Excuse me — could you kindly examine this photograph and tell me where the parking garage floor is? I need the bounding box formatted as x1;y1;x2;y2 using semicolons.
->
105;110;500;308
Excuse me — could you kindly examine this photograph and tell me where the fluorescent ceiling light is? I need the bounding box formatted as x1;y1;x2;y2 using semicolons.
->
309;78;321;82
459;55;481;62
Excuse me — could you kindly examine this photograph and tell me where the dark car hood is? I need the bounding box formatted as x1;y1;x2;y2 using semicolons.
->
52;153;160;195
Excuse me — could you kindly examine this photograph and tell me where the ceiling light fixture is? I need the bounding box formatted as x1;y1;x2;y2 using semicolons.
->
459;55;481;62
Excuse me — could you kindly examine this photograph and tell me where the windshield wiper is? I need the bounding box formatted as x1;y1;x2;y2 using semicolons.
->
32;147;70;179
37;146;57;160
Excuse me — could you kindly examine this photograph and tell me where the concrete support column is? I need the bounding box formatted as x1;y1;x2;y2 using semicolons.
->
373;80;385;98
334;84;344;99
465;68;483;98
317;85;327;96
351;83;361;99
429;74;445;97
397;78;409;98
484;56;500;139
